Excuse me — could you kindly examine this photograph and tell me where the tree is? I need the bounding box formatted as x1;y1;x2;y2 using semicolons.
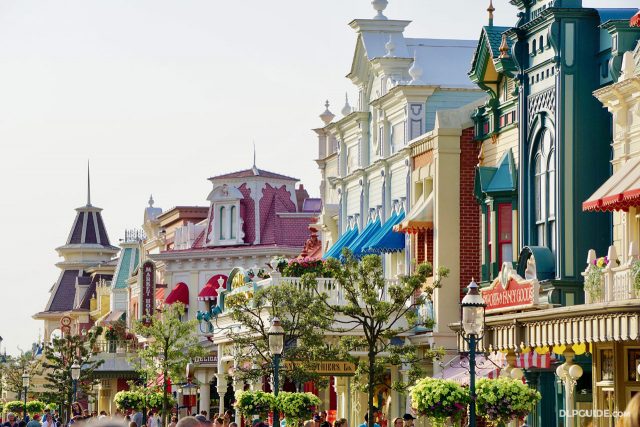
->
41;329;103;422
224;280;336;388
1;351;43;399
301;250;449;427
132;302;206;427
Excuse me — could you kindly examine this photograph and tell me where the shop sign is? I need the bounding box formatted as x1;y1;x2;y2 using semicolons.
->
481;263;539;314
141;261;156;325
193;352;218;366
283;360;356;376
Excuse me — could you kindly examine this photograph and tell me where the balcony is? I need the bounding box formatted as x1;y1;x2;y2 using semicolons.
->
583;243;640;304
90;340;140;377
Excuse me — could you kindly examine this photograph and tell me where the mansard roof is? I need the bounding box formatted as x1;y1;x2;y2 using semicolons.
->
61;204;118;251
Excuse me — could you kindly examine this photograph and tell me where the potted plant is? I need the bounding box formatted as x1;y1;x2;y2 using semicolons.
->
410;377;470;427
275;392;321;427
475;378;541;426
584;256;608;301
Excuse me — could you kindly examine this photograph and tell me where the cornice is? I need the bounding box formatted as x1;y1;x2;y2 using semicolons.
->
370;85;439;109
151;245;303;262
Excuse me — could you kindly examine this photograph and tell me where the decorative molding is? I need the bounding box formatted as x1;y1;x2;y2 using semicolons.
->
527;87;556;127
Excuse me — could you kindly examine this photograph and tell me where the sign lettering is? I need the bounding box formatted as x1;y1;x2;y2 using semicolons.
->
141;261;156;326
283;360;356;376
481;264;538;314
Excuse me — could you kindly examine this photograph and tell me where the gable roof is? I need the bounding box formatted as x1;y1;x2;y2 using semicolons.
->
209;167;298;181
474;149;517;201
469;26;516;85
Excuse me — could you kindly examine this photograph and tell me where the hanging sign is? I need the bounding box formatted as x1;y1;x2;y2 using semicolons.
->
283;360;356;376
141;261;156;325
481;263;539;314
193;352;218;366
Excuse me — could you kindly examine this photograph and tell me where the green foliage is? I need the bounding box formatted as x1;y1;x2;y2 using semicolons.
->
275;392;321;427
234;391;276;417
302;249;449;427
146;392;176;410
475;378;541;426
132;302;206;426
226;281;336;387
114;391;144;411
5;401;25;414
1;351;43;397
282;259;334;278
26;401;46;415
584;264;604;301
41;329;103;421
45;403;58;411
410;378;469;424
631;260;640;292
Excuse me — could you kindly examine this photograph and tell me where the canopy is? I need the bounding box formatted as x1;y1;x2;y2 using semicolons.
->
583;157;640;211
363;211;406;254
437;355;500;385
198;274;227;301
343;218;381;259
394;192;433;234
323;226;359;259
165;282;189;307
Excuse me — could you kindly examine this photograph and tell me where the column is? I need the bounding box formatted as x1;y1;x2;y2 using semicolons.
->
334;377;348;419
216;374;228;415
400;368;411;415
196;370;211;416
523;371;540;427
389;367;400;419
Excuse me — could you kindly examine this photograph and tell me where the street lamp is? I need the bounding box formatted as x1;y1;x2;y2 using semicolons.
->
268;317;285;427
460;280;486;427
22;371;30;421
71;362;81;403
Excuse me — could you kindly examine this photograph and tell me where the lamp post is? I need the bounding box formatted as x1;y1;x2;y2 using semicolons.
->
71;362;81;403
460;280;486;427
268;317;284;427
22;371;30;421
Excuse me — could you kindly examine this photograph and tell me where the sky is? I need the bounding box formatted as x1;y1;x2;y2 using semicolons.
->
0;0;636;355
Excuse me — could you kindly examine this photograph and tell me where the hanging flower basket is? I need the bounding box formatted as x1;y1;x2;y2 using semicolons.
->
475;378;541;426
234;391;276;419
410;377;470;426
275;392;321;427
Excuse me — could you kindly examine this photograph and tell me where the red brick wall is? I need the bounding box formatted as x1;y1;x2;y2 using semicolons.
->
238;183;255;244
416;231;425;264
459;127;481;301
426;228;434;265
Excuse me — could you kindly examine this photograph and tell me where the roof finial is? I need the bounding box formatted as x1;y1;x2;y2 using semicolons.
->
487;0;495;26
319;100;335;125
149;194;154;207
385;35;396;57
499;34;510;59
371;0;388;20
252;142;259;175
409;51;424;85
341;93;353;116
87;160;92;207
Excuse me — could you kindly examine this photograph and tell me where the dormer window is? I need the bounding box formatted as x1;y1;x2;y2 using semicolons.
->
205;184;245;246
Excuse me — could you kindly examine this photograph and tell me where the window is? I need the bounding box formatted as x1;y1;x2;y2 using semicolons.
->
498;203;513;265
230;206;236;239
219;206;226;240
532;39;537;54
487;206;492;264
533;130;556;253
539;36;544;52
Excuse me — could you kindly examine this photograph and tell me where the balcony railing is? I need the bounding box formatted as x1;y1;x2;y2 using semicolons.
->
93;340;141;355
583;243;640;304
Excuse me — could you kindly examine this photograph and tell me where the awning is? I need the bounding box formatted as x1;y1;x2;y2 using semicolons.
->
323;226;359;259
437;355;500;385
104;310;125;323
165;282;189;307
198;274;227;301
631;10;640;27
343;218;381;259
583;157;640;211
363;211;406;254
394;192;433;234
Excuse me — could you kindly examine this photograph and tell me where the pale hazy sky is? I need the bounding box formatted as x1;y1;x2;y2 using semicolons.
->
0;0;635;354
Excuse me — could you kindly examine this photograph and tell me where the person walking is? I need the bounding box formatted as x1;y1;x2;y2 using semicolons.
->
26;415;41;427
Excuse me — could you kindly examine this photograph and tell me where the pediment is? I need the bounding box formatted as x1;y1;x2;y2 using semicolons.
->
207;184;243;203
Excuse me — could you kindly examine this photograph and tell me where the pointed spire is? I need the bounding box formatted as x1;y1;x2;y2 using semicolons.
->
499;34;510;59
87;160;92;207
341;93;353;116
148;194;155;208
319;100;335;125
252;142;259;175
487;0;495;26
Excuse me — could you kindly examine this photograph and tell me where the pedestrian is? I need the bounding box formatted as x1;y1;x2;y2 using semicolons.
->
401;414;414;427
130;422;138;427
147;411;157;427
3;413;18;427
176;417;206;427
168;417;178;427
334;419;347;427
26;415;41;427
199;413;207;420
622;392;640;427
228;423;237;427
391;418;402;427
358;413;380;427
132;409;143;427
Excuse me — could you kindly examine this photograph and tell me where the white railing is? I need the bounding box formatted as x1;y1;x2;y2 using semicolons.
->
584;243;640;304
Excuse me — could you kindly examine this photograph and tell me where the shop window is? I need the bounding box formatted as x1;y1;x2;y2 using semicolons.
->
600;349;614;382
498;203;513;265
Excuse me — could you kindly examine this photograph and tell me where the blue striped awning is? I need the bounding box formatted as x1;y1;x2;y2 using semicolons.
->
342;218;381;259
363;211;407;254
323;226;359;260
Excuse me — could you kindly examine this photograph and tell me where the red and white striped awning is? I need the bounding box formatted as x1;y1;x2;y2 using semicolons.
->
583;157;640;212
491;351;554;370
198;274;227;301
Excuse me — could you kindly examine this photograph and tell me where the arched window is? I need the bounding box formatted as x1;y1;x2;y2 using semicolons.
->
532;39;537;54
230;205;236;239
539;35;544;52
533;130;556;253
219;206;226;240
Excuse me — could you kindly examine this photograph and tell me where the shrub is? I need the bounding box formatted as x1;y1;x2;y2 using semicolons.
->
26;401;46;415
